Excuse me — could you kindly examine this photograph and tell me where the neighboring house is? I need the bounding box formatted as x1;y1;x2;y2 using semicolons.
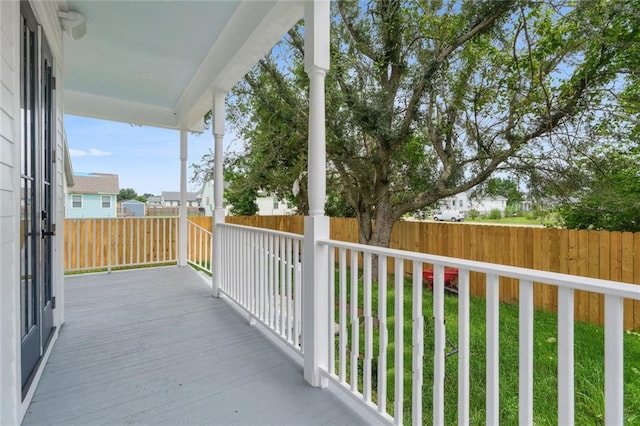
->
121;199;146;217
440;191;508;215
199;180;215;216
161;191;200;207
200;181;293;216
256;193;295;216
146;195;163;207
65;173;119;218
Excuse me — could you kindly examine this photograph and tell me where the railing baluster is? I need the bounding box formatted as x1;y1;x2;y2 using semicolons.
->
604;294;624;425
519;280;534;425
267;234;273;326
412;261;424;426
280;236;286;336
394;259;404;425
378;254;388;415
243;229;247;308
294;239;302;349
261;233;267;322
286;237;293;342
486;273;500;425
339;247;347;382
558;286;574;425
328;246;335;376
350;249;359;394
458;269;470;426
433;264;445;426
252;231;259;318
363;252;373;402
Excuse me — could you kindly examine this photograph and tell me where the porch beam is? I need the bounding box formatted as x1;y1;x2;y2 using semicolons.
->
178;129;188;266
212;91;226;297
302;0;330;388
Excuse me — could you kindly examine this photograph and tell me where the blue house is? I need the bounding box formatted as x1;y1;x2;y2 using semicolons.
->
66;173;119;218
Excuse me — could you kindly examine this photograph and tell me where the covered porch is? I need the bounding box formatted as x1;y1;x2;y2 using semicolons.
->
22;267;370;425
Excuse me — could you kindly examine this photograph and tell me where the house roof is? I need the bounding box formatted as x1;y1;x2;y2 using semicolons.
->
121;200;145;205
161;191;200;202
69;173;119;195
62;1;304;131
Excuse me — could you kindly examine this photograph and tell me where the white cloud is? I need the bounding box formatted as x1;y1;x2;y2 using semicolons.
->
70;148;112;157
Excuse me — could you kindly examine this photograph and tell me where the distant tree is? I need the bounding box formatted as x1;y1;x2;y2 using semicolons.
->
118;188;137;201
472;178;524;207
558;146;640;232
191;151;259;216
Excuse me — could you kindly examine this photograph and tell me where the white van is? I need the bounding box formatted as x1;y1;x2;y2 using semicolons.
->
433;209;465;222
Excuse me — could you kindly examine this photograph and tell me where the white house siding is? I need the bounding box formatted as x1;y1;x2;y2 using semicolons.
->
256;195;294;216
0;1;21;424
0;1;65;423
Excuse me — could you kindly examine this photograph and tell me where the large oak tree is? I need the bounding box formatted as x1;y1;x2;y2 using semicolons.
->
218;0;638;248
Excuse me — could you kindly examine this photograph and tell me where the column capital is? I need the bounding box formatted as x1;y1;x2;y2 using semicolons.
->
213;91;226;136
304;0;330;73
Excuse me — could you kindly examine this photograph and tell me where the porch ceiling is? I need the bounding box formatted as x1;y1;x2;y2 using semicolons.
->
62;0;303;131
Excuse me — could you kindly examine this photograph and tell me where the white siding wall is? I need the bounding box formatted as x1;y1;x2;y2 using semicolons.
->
256;195;293;216
0;1;21;424
53;41;65;328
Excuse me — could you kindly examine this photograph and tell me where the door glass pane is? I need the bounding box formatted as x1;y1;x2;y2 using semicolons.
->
21;177;36;336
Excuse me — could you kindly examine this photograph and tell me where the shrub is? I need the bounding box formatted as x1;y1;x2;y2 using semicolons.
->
489;208;502;220
468;209;480;219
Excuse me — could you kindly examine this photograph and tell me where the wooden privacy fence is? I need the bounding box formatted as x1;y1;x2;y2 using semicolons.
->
222;216;640;330
63;216;640;329
64;217;178;272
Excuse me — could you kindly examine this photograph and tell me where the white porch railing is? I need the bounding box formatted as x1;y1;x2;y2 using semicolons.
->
186;220;212;274
318;239;640;426
218;223;304;354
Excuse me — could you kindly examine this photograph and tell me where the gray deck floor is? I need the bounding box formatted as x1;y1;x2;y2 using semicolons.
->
22;267;370;426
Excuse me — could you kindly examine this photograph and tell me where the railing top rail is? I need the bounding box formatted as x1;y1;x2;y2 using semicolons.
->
188;221;212;234
320;238;640;300
219;223;304;241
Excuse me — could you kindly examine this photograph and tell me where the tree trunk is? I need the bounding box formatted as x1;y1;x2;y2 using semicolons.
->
356;199;399;280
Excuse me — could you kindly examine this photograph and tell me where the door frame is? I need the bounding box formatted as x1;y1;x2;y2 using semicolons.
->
19;0;57;395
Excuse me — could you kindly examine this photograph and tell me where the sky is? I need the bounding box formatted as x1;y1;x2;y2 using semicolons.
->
64;115;228;196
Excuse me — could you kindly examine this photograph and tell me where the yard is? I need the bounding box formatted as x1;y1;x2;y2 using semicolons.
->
335;272;640;424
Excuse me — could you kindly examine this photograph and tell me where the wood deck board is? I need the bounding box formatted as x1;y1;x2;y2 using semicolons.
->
23;267;368;425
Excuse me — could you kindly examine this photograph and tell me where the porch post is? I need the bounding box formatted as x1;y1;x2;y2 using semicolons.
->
178;129;188;266
212;91;226;297
302;0;330;388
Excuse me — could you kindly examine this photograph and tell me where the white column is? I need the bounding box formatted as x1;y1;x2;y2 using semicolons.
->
212;91;226;297
302;0;330;388
178;129;188;266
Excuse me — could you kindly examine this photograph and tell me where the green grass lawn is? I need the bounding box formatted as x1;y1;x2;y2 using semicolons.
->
334;272;640;424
